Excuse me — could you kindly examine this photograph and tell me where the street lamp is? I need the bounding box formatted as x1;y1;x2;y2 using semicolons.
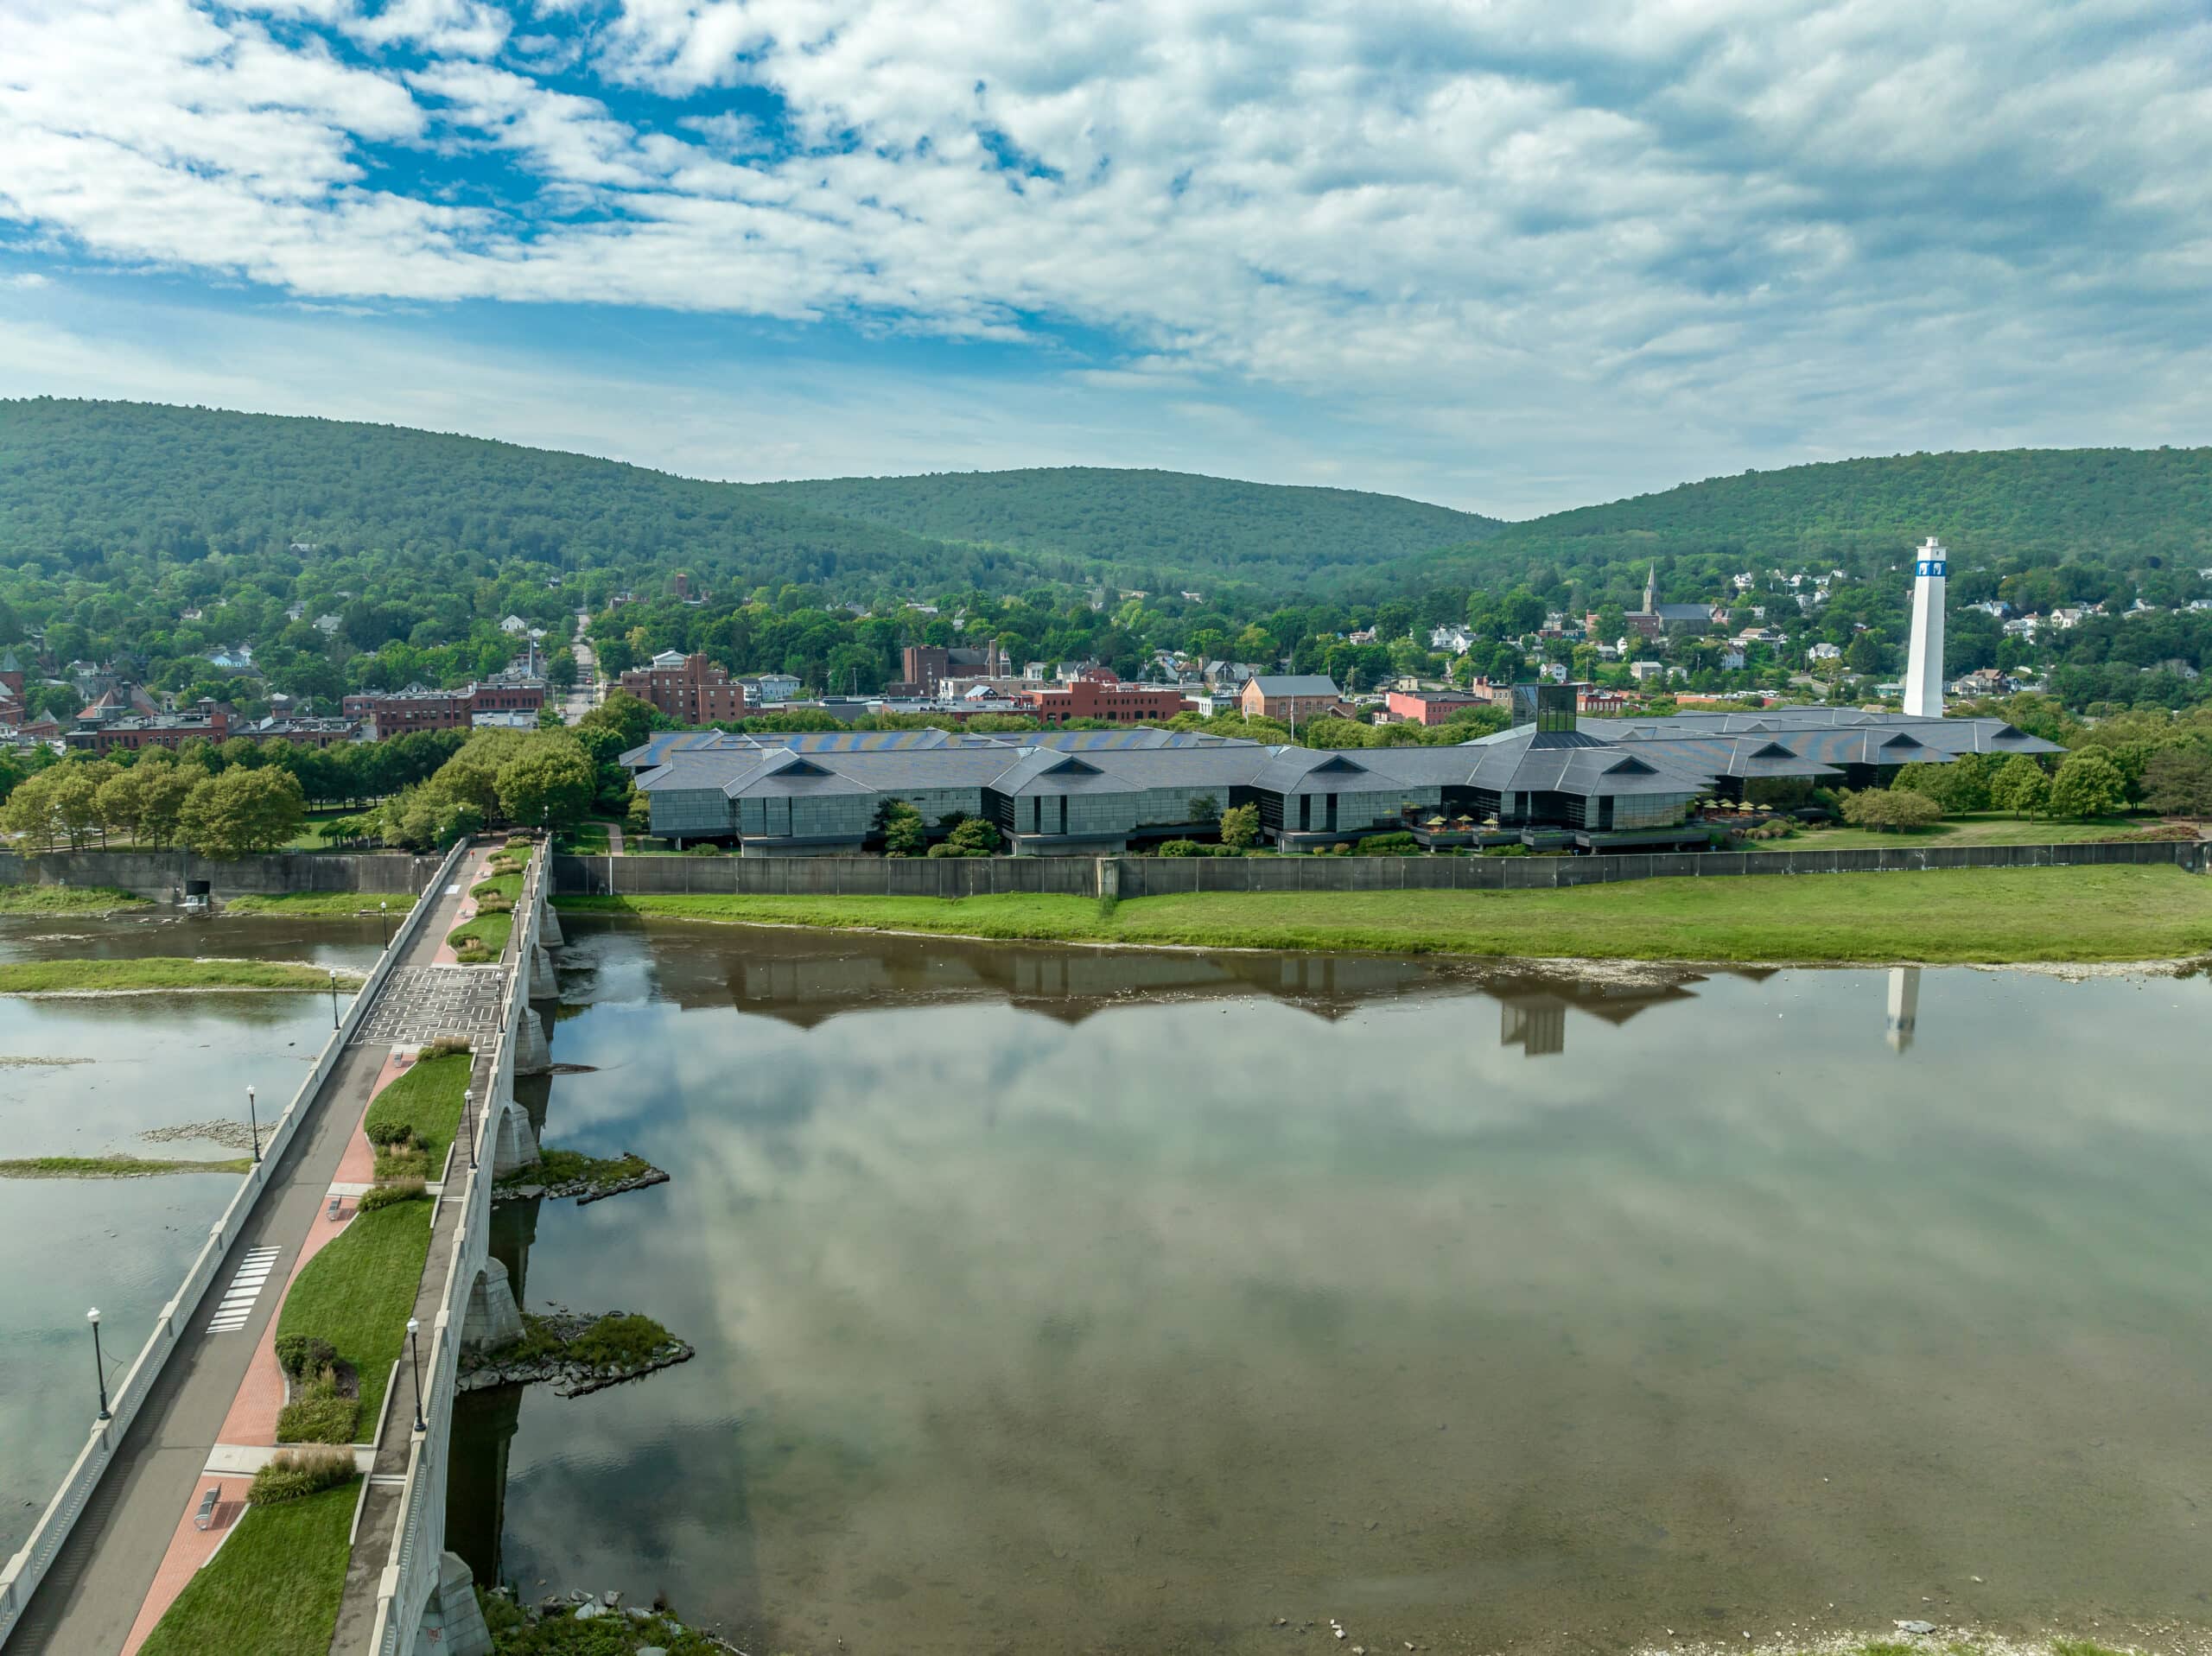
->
88;1309;110;1420
328;968;340;1031
463;1089;476;1171
378;900;389;949
406;1317;426;1433
246;1086;260;1164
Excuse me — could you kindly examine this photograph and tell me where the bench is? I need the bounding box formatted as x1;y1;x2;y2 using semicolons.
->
193;1486;220;1530
326;1194;344;1222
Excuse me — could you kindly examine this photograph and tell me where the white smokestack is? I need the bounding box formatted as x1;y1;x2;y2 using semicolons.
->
1903;536;1947;718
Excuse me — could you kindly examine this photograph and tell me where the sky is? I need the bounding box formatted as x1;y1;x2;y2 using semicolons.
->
3;0;2210;518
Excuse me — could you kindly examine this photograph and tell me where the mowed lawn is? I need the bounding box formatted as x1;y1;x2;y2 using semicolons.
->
273;1200;433;1430
1802;810;2158;851
558;863;2212;964
137;1481;356;1656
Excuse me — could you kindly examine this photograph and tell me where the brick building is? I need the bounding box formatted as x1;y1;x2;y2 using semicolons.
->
618;651;748;726
1239;675;1344;723
1018;673;1193;726
897;642;1007;695
341;676;546;737
1383;689;1494;726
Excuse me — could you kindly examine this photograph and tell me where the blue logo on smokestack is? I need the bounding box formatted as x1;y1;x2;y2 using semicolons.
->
1916;557;1946;576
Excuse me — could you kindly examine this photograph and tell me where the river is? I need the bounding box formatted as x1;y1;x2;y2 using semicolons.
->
452;917;2212;1655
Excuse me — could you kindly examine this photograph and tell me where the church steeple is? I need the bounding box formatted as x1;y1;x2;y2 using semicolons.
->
1642;562;1656;615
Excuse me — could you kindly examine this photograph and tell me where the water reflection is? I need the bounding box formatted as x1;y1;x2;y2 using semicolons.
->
456;920;2212;1656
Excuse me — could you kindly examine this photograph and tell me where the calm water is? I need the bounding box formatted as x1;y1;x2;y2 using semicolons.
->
0;912;385;1558
455;918;2212;1655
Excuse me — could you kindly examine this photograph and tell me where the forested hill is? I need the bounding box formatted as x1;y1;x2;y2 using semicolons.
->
0;401;1496;597
749;467;1502;589
0;399;1000;592
1424;447;2212;581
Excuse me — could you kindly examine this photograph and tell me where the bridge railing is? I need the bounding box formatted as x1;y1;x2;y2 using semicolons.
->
0;835;472;1647
367;844;542;1656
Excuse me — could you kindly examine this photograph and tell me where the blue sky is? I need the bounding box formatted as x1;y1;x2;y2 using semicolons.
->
3;0;2210;517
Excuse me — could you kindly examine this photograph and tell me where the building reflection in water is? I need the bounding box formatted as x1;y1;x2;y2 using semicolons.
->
550;914;1933;1060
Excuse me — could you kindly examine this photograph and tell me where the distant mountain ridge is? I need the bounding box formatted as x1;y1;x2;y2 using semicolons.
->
749;466;1503;591
1;401;2205;602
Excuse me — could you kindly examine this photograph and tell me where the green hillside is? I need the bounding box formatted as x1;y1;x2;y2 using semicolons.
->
0;398;994;592
1468;447;2212;570
753;466;1501;589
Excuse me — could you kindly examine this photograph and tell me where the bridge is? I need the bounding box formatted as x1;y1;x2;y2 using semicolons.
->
0;840;564;1656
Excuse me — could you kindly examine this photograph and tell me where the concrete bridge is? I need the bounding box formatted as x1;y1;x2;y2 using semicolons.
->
0;841;566;1656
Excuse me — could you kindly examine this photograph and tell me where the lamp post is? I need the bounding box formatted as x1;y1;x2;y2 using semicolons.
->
246;1086;260;1164
328;968;340;1031
378;899;389;949
88;1309;110;1420
406;1317;426;1433
463;1088;476;1171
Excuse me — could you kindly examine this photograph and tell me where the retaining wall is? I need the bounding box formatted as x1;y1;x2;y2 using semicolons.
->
0;837;470;1648
552;838;2203;903
0;849;442;899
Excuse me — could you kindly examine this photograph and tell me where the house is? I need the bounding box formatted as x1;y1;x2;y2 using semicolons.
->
314;614;342;635
1808;643;1843;662
747;671;802;702
1240;676;1344;723
1628;661;1665;683
1718;650;1746;671
499;614;531;635
1430;625;1475;656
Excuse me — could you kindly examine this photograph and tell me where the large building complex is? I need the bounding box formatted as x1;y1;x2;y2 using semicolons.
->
1018;672;1194;726
625;688;2058;857
341;674;546;736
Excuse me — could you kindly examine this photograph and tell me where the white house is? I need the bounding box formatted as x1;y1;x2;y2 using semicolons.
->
1629;660;1664;682
499;614;530;635
1808;642;1843;662
1429;625;1474;655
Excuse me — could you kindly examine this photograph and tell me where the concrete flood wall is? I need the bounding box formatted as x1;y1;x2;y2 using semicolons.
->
553;839;2203;904
0;837;471;1649
0;849;442;899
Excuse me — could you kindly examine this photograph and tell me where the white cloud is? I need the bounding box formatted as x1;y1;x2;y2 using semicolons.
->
3;0;2211;507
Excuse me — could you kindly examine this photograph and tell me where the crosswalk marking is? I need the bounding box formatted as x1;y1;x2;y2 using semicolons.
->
206;1247;282;1334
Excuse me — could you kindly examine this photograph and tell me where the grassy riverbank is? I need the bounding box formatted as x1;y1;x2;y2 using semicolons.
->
0;884;151;913
556;864;2212;964
223;891;420;916
0;1154;251;1178
138;1480;355;1656
0;959;369;994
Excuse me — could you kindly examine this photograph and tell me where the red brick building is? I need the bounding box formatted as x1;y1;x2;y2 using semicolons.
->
341;677;546;737
617;652;747;726
1018;672;1192;726
1384;689;1493;726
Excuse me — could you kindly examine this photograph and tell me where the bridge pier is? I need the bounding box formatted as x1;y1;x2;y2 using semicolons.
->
538;904;564;948
461;1258;524;1356
528;945;558;1000
513;1006;552;1077
491;1101;539;1178
416;1551;493;1656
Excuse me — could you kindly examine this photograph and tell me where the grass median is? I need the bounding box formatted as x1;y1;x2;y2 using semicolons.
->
362;1047;472;1177
0;960;369;994
137;1479;355;1656
224;891;421;917
556;863;2212;965
273;1199;433;1434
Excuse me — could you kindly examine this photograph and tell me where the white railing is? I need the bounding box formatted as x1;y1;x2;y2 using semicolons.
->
0;836;473;1648
366;847;540;1655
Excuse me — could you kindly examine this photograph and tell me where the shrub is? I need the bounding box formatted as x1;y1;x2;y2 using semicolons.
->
373;1141;431;1181
276;1367;361;1445
504;836;533;850
565;1313;671;1369
250;1444;356;1502
1155;839;1200;857
1353;832;1419;854
454;944;492;964
422;1037;473;1060
1218;803;1261;851
685;842;723;856
358;1179;426;1213
274;1334;337;1380
361;1116;413;1149
946;816;1002;855
472;895;514;914
1840;788;1944;832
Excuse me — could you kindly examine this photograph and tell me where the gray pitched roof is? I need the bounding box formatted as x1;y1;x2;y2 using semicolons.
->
1248;676;1342;697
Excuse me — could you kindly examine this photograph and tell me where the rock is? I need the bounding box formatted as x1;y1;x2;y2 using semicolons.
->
1895;1621;1937;1635
574;1601;607;1621
602;1589;621;1607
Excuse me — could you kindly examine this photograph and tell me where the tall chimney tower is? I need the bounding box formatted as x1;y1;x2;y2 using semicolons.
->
1903;536;1947;717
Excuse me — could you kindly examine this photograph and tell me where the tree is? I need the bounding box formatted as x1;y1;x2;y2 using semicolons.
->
96;769;147;842
2048;748;2127;820
578;688;658;752
2141;745;2212;822
876;798;925;856
946;816;1001;855
1218;802;1261;850
1840;788;1944;832
494;743;595;831
137;763;208;848
1990;755;2051;819
178;766;306;858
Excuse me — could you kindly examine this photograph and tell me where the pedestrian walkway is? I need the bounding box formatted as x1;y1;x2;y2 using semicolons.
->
6;853;493;1656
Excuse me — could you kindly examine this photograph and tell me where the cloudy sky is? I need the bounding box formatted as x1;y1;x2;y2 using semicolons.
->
3;0;2209;516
